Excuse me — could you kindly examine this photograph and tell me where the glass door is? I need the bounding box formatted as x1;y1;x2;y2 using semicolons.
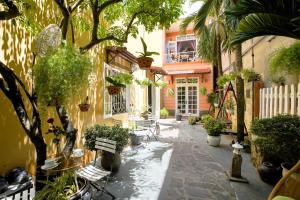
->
187;86;198;114
176;86;186;115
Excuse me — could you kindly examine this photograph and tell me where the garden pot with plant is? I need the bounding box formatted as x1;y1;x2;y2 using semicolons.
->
136;37;159;69
160;107;169;119
34;171;92;200
203;117;226;147
78;96;90;112
105;73;133;96
251;115;300;185
84;124;129;172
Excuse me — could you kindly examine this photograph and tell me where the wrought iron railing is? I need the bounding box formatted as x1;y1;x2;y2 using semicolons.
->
165;51;198;64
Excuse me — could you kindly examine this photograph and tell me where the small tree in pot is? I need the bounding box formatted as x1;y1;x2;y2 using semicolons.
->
84;125;129;172
203;115;226;147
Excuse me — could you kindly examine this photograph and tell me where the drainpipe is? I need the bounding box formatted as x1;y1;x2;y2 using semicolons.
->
251;39;255;121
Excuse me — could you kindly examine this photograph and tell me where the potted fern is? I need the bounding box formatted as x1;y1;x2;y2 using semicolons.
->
136;37;159;69
105;73;133;95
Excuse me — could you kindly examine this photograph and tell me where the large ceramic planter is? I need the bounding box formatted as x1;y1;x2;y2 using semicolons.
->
137;57;153;70
207;135;221;147
69;178;91;200
101;151;121;173
257;162;282;185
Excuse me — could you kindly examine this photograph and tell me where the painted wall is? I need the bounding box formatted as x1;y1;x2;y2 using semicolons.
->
0;1;146;176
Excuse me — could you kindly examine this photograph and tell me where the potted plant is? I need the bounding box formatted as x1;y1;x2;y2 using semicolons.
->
251;115;300;185
78;96;90;112
84;124;129;172
160;107;169;119
135;78;153;87
241;68;261;82
199;86;207;96
203;117;226;147
34;171;91;200
136;37;159;69
34;45;93;107
153;81;168;88
105;73;133;95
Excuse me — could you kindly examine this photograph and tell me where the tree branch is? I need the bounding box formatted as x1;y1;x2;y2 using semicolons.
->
0;0;21;20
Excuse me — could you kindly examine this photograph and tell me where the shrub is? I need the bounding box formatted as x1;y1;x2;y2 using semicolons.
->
160;107;169;119
203;116;226;136
201;114;214;128
188;116;201;125
251;115;300;165
84;124;129;153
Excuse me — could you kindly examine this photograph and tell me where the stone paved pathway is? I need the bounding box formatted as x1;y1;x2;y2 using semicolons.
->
158;120;236;200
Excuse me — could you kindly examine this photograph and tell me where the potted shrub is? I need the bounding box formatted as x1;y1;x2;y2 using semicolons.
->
105;73;133;95
160;107;169;119
136;37;159;69
34;45;93;107
188;116;201;125
84;124;129;172
251;115;300;185
34;171;91;200
78;96;90;112
203;117;226;147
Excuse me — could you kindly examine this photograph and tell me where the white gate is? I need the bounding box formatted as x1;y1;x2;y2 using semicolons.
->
259;83;300;118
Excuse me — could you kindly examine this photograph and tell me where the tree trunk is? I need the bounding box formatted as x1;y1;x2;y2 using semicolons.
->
234;44;245;142
56;105;78;159
216;35;223;77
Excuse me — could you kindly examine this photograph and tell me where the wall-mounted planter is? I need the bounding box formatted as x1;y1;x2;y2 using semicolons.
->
78;103;90;112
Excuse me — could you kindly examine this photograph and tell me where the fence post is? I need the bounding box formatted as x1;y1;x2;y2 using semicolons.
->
279;86;283;114
290;84;296;115
262;88;266;118
274;86;278;117
259;89;263;119
284;85;290;114
266;88;270;118
270;87;273;117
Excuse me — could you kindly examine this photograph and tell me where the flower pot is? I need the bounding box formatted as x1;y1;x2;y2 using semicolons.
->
281;162;294;177
257;162;282;185
68;178;91;200
78;103;90;112
107;85;121;95
176;114;182;121
101;151;121;173
137;57;153;70
207;135;221;147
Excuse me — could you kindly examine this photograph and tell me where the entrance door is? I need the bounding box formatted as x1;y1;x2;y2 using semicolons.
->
176;78;199;116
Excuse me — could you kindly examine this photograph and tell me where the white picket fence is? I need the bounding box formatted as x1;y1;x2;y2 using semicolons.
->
259;83;300;119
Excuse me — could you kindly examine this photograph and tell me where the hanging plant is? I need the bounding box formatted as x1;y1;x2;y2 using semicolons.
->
199;86;207;96
78;96;90;112
136;37;159;70
34;45;93;106
217;73;236;87
153;81;168;88
269;43;300;75
135;78;152;87
207;92;218;108
241;69;261;82
105;73;133;95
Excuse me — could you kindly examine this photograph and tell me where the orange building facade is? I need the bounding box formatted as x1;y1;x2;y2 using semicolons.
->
161;22;213;116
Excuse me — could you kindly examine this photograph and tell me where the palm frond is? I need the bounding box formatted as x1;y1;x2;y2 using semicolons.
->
180;12;197;33
231;13;300;45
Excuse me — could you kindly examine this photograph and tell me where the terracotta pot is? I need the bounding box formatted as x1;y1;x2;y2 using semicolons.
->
107;85;121;95
137;57;153;69
207;135;221;147
78;103;90;112
101;151;121;173
257;162;282;185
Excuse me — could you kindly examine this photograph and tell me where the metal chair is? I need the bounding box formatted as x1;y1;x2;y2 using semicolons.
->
77;138;116;199
0;186;35;200
135;120;158;141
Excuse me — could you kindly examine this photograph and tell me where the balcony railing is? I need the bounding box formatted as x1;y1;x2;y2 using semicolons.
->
165;51;198;64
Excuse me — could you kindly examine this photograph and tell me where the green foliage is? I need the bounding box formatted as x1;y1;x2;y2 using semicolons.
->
207;92;218;107
217;73;236;87
241;68;261;82
203;117;226;136
135;78;152;87
201;114;214;126
153;81;168;88
167;88;175;97
160;107;169;119
136;37;160;57
199;86;207;96
271;76;286;86
188;116;201;125
251;115;300;165
34;171;79;200
84;125;129;153
105;73;133;88
34;45;93;106
269;43;300;75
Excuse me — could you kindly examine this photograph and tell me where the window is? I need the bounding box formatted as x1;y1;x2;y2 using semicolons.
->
103;63;130;118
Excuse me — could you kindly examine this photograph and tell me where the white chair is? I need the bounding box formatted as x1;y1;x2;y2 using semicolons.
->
135;120;158;141
77;138;116;199
0;186;35;200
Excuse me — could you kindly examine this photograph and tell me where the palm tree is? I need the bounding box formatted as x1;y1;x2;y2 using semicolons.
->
226;0;300;45
182;0;246;142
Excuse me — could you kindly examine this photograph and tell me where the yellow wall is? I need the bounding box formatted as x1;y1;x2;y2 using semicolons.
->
0;1;146;177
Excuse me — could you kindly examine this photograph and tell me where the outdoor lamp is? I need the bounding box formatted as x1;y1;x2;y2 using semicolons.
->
227;142;249;183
